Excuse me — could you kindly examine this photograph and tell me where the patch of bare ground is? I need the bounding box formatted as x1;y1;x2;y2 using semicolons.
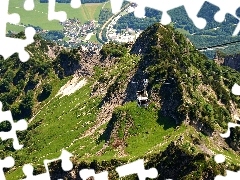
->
55;76;87;98
79;66;136;157
29;49;101;123
96;114;134;158
198;84;217;101
46;45;64;60
229;100;240;121
79;94;125;140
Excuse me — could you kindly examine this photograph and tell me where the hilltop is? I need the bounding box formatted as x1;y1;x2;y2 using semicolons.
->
1;23;240;179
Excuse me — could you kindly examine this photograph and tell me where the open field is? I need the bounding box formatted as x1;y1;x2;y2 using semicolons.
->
55;2;104;23
89;33;98;42
8;0;62;31
7;0;107;32
6;24;25;33
103;1;112;9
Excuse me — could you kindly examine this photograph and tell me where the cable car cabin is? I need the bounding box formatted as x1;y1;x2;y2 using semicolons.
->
137;96;149;108
136;90;149;108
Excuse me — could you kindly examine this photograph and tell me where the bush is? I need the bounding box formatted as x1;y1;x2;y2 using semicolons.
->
37;84;52;102
19;90;34;118
100;42;128;59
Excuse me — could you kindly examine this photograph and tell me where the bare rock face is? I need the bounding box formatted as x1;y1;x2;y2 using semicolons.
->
223;55;240;71
214;53;240;71
159;78;183;125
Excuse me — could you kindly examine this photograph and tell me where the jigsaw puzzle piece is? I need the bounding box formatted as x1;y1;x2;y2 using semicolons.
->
205;0;240;35
0;0;36;62
79;169;108;180
116;159;158;180
196;1;221;30
181;0;207;29
206;0;240;22
22;149;73;180
0;102;28;150
0;0;20;37
70;0;81;9
0;156;14;180
215;170;240;180
110;0;124;14
196;1;239;36
24;0;35;11
48;0;67;22
129;0;185;24
232;83;240;95
22;164;50;180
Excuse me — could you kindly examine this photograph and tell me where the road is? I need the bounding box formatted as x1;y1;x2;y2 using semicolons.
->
101;1;107;9
98;3;131;43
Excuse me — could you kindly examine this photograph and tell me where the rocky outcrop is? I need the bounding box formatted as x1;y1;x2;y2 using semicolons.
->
190;119;214;137
214;53;240;71
159;78;183;125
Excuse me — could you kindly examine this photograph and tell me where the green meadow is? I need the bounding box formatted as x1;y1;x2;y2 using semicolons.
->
7;0;108;32
3;53;186;179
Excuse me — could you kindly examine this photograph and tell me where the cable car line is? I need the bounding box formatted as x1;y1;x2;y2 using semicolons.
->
132;38;240;108
196;39;240;51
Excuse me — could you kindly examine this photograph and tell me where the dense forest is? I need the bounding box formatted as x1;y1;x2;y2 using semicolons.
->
113;8;162;32
0;33;80;120
98;9;113;25
40;30;65;41
112;1;240;58
170;2;239;35
114;2;238;35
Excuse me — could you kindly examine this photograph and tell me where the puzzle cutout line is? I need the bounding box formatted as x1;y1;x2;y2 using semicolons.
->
0;101;28;150
0;0;81;62
0;99;158;179
1;0;240;62
110;0;240;35
213;84;240;179
21;149;73;180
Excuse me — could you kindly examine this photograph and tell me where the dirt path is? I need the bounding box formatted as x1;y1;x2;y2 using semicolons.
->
29;97;55;123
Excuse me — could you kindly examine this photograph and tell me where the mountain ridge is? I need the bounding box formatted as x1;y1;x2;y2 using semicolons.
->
1;23;240;179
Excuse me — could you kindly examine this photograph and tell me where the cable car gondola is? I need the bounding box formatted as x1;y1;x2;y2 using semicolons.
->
136;79;149;108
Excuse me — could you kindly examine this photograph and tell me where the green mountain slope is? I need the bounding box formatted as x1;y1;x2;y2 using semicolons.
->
1;23;240;179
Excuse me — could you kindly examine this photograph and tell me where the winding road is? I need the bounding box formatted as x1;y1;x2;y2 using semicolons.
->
98;3;131;43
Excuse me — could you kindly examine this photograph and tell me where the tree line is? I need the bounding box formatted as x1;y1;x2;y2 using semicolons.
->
113;8;162;32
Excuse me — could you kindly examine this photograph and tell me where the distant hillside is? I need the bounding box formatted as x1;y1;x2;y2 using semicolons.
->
113;1;240;59
2;23;240;179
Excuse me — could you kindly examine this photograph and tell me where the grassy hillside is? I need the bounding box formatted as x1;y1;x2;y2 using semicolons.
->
1;23;240;179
